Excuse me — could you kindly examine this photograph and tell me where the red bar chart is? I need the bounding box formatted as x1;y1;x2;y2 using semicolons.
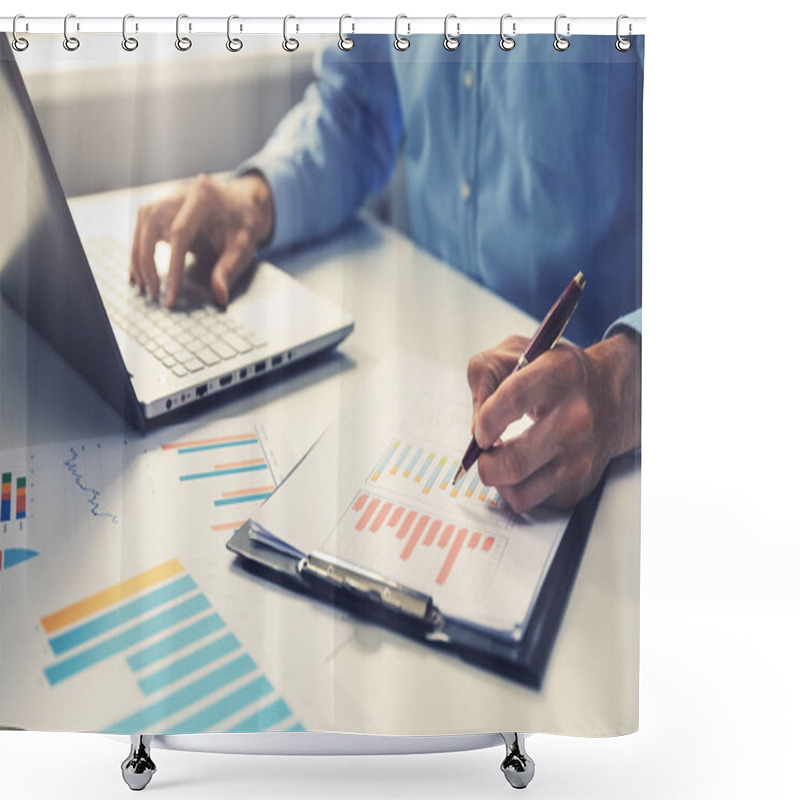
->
327;492;506;600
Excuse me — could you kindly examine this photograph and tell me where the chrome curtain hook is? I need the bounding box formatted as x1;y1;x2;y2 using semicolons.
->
338;14;354;51
616;14;632;51
554;14;570;51
122;14;139;51
12;14;29;52
499;14;516;51
394;14;410;51
176;14;192;51
227;15;243;51
63;13;80;51
283;15;299;52
443;14;460;51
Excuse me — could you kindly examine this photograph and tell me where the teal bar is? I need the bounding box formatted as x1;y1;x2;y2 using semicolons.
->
392;444;411;473
425;459;445;492
226;697;292;733
128;614;226;671
468;472;480;493
138;632;241;695
404;448;423;476
375;443;397;476
214;492;272;507
101;653;258;734
442;461;457;487
283;722;306;732
180;463;267;482
49;574;197;655
167;675;273;733
416;453;434;481
45;594;211;686
177;439;258;454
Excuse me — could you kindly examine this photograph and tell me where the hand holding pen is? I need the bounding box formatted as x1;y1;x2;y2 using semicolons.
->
458;273;641;514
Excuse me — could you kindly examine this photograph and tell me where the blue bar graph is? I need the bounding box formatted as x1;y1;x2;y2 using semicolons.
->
177;439;259;454
49;575;197;655
404;448;423;477
169;675;273;734
227;696;293;733
391;444;411;474
137;632;241;695
101;653;258;733
45;594;211;685
127;613;226;671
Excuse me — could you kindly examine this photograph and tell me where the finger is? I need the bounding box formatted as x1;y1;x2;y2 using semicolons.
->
474;346;582;448
165;180;215;308
138;212;163;302
128;208;144;291
495;460;562;515
210;235;252;309
467;335;529;430
476;409;561;489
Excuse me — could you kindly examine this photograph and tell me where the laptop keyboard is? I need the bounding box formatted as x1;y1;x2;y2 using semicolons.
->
86;236;267;378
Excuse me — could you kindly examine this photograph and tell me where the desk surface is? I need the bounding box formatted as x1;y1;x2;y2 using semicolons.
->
0;183;639;736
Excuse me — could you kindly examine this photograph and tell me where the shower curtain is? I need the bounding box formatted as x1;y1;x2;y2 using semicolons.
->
0;21;643;738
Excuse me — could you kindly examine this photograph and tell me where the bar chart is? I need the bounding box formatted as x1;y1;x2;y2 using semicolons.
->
325;490;506;602
40;558;303;733
1;465;29;533
159;428;278;536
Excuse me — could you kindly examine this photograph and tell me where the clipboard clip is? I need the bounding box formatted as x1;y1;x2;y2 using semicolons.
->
298;552;444;631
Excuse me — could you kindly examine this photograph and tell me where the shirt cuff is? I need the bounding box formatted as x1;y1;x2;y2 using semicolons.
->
233;156;302;255
603;308;641;341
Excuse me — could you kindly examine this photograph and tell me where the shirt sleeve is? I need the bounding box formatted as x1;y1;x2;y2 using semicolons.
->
604;308;641;341
234;35;403;254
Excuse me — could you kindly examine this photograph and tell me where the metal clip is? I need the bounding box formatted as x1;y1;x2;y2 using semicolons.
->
338;14;354;51
554;14;570;51
616;14;632;51
299;552;442;628
122;14;138;52
283;15;299;52
394;14;410;51
227;15;243;52
500;14;516;51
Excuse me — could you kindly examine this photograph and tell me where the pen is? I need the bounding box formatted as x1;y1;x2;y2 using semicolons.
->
453;271;587;486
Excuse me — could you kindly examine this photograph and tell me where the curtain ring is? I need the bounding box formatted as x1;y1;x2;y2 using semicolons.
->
122;14;139;51
338;14;354;51
283;15;299;52
12;15;29;52
227;15;243;52
176;14;192;51
394;15;410;51
443;14;460;51
63;13;80;51
554;14;570;51
616;14;632;51
499;14;515;51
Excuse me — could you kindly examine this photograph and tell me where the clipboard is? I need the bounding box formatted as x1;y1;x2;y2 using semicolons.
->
225;471;606;689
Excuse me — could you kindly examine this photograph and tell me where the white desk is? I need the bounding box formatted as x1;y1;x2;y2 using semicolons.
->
0;184;639;736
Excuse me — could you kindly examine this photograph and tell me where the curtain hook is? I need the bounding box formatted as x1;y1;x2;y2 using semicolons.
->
499;14;516;51
338;14;355;51
12;15;29;52
616;14;632;51
63;13;80;51
554;14;570;51
227;15;243;52
176;14;192;51
443;14;460;51
122;14;139;52
283;15;299;52
394;14;410;51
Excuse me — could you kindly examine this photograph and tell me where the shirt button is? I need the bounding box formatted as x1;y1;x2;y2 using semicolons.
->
463;69;474;89
460;180;472;201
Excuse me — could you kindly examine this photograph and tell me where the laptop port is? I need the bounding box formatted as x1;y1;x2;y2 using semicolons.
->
196;384;208;398
239;368;248;380
271;354;284;367
166;398;172;410
219;374;233;387
254;360;266;374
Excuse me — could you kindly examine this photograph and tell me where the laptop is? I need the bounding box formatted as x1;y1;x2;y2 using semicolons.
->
0;34;354;431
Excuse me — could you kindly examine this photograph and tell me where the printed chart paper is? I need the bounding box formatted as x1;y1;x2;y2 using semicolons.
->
248;350;572;636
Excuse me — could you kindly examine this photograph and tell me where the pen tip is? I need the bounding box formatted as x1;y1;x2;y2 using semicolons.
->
453;466;466;486
575;271;586;290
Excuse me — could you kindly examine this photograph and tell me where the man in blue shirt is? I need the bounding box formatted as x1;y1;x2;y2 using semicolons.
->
129;34;642;512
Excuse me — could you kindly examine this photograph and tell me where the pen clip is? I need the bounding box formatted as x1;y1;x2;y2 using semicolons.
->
298;551;443;629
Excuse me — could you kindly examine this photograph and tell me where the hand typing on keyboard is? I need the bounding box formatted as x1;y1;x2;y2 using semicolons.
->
129;173;274;309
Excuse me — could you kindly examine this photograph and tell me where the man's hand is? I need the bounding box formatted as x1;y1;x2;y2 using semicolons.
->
467;331;641;513
129;172;274;309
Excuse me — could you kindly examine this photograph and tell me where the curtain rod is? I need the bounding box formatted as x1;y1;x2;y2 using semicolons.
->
1;16;646;38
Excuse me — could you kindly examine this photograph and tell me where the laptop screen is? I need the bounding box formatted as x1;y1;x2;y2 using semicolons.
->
0;35;144;430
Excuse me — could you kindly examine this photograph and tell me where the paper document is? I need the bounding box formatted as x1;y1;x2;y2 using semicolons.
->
248;350;572;637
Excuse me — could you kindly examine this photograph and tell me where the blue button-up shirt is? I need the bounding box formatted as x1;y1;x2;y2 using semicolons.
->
238;34;643;346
